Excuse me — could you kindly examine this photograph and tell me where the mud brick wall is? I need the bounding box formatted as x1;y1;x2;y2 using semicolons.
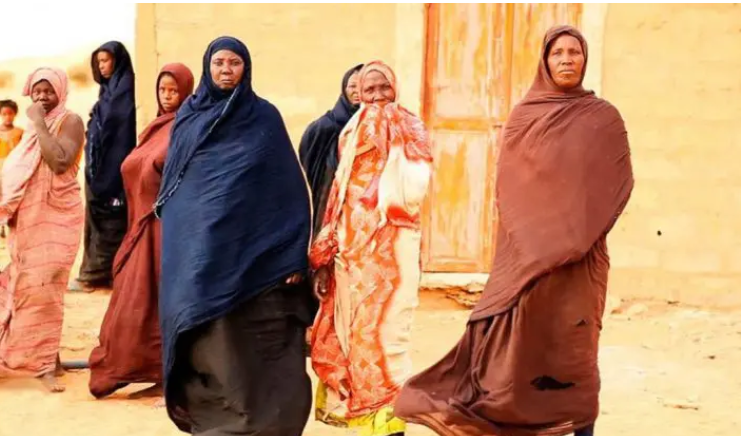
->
603;4;741;307
135;3;741;307
135;4;424;147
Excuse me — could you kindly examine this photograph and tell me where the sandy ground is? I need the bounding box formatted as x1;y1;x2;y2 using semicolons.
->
1;234;740;435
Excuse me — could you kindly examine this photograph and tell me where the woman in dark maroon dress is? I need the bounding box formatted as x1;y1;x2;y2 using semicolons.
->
88;63;194;399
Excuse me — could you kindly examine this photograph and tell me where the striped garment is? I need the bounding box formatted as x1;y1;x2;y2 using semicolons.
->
0;68;83;377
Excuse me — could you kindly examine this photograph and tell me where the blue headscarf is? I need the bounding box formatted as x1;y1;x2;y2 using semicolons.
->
85;41;136;201
156;37;311;414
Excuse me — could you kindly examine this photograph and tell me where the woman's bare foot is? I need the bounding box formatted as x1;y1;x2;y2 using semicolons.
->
38;372;65;393
128;383;163;400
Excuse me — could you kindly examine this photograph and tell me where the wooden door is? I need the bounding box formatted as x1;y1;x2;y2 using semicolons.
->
421;3;581;273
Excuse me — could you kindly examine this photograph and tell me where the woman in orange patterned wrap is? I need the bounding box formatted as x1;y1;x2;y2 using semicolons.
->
310;61;433;436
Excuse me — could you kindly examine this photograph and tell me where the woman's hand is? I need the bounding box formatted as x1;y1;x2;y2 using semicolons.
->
285;273;303;285
26;102;46;126
312;267;330;302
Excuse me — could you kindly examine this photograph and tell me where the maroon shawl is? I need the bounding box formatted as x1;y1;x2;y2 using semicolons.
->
395;25;634;436
88;63;194;398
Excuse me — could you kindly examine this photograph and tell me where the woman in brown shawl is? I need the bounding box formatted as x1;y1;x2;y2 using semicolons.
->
88;63;194;399
395;26;634;436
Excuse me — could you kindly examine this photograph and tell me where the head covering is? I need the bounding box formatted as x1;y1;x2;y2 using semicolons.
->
298;63;363;235
337;64;364;117
317;61;431;240
0;68;72;222
527;25;590;98
101;63;193;317
395;26;634;435
136;63;194;147
335;61;429;211
85;41;137;201
156;36;311;428
155;37;255;196
473;24;634;316
156;63;195;116
358;61;399;101
91;41;134;91
22;67;69;124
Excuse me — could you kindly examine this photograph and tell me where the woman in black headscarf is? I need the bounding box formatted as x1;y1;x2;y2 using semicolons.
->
71;41;136;291
299;64;363;237
156;36;313;436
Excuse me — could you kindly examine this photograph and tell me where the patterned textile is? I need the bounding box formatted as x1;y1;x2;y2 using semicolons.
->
309;61;433;436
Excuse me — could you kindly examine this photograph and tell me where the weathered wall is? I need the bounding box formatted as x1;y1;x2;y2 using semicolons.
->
135;4;741;307
602;4;741;307
579;3;607;96
135;4;425;145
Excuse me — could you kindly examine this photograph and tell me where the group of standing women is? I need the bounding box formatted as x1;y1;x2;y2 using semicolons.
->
0;38;192;397
0;40;142;392
0;24;633;436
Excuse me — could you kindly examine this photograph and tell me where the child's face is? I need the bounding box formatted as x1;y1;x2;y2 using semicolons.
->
0;107;16;128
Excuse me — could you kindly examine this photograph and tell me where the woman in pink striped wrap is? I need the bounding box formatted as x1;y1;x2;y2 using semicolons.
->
0;67;85;392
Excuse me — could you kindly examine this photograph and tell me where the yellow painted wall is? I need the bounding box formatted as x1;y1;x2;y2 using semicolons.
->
135;3;425;145
602;3;741;307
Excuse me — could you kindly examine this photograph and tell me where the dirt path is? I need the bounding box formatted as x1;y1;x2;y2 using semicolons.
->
0;236;739;435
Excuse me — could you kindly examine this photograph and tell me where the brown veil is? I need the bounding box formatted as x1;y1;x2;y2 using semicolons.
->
473;25;634;320
395;25;634;436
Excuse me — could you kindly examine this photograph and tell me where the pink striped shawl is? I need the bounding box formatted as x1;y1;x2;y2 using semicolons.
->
0;67;83;377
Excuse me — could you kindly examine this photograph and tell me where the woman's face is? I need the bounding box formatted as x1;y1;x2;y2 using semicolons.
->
31;80;59;114
210;49;245;91
158;73;181;114
97;51;115;80
546;34;585;90
344;71;361;105
361;71;396;105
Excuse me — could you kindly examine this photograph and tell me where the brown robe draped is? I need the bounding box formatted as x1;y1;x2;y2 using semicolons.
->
88;64;194;397
395;26;634;436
